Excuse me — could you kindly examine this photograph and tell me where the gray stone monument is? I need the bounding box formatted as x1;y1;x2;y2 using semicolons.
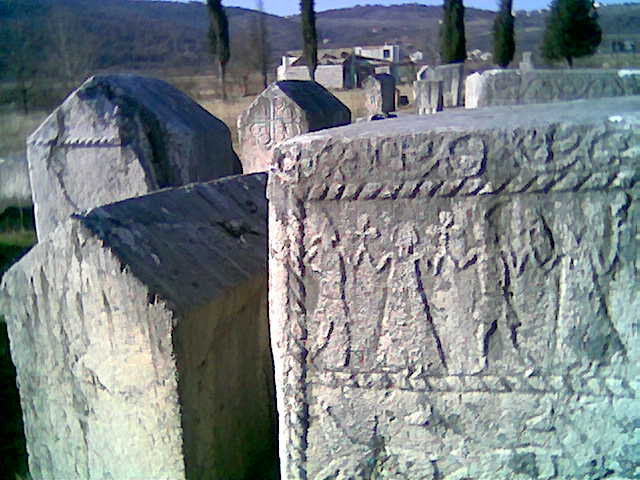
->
268;96;640;479
433;63;465;108
466;68;640;108
237;80;351;174
519;51;534;71
414;79;444;114
363;73;396;117
28;74;241;238
1;174;276;480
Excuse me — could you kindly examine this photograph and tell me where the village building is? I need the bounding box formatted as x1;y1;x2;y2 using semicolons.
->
277;44;417;89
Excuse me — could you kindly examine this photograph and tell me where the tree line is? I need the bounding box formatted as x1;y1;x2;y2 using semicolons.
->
206;0;602;97
442;0;601;67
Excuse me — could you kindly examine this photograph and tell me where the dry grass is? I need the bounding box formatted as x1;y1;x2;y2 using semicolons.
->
0;109;48;158
200;97;255;151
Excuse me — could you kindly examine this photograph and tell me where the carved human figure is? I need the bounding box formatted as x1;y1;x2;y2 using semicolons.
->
488;200;561;371
420;208;494;375
343;214;390;369
376;222;446;373
555;193;629;366
306;215;351;369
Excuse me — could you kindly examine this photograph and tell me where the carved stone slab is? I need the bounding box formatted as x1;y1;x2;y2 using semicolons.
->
466;68;640;108
237;80;351;174
27;74;241;239
414;79;444;115
268;96;640;479
0;174;276;479
363;74;396;116
434;63;465;108
519;51;534;72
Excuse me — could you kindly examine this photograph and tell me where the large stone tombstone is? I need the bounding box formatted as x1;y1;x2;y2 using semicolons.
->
519;51;534;71
434;63;465;107
466;69;640;108
414;79;444;114
237;80;351;174
268;96;640;479
1;174;277;480
363;73;396;117
28;74;241;238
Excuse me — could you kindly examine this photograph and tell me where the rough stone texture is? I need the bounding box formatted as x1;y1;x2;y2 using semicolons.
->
0;174;276;480
238;80;351;174
0;153;31;213
27;74;242;238
466;68;640;108
268;96;640;479
519;51;534;72
414;80;444;115
433;63;465;108
363;74;396;116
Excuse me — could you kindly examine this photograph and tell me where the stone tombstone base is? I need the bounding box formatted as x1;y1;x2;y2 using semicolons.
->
363;73;396;116
414;79;444;115
466;68;640;109
268;96;640;479
27;74;241;239
237;80;351;174
1;174;277;480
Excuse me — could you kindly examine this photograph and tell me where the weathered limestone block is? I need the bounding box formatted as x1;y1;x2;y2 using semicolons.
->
519;51;534;71
28;74;242;238
414;79;444;114
0;153;31;214
434;63;465;107
268;96;640;479
363;73;396;116
466;68;640;108
237;80;351;174
1;174;276;479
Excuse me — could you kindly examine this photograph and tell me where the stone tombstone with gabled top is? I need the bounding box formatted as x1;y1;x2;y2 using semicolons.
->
0;174;277;480
268;96;640;479
363;73;396;117
237;80;351;174
27;74;242;239
414;79;444;114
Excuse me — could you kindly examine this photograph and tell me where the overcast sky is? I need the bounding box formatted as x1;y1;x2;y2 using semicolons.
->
186;0;637;15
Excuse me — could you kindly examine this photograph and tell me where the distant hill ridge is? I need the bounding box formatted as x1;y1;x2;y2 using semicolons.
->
0;0;638;78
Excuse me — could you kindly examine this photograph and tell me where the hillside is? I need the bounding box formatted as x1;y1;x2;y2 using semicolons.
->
1;0;639;84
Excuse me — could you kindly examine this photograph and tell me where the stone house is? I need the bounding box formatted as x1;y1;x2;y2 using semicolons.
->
277;44;403;90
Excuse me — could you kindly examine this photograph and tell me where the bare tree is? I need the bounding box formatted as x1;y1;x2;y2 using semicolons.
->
47;8;98;89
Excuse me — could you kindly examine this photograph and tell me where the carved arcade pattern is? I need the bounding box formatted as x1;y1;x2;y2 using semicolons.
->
275;124;640;479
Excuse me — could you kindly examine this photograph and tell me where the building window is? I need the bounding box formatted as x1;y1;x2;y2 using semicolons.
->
383;49;390;58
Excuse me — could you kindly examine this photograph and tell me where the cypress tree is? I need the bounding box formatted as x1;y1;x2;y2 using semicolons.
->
493;0;515;68
541;0;601;67
440;0;466;64
300;0;318;80
207;0;230;99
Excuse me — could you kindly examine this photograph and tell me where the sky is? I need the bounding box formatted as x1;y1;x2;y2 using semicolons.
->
187;0;638;15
